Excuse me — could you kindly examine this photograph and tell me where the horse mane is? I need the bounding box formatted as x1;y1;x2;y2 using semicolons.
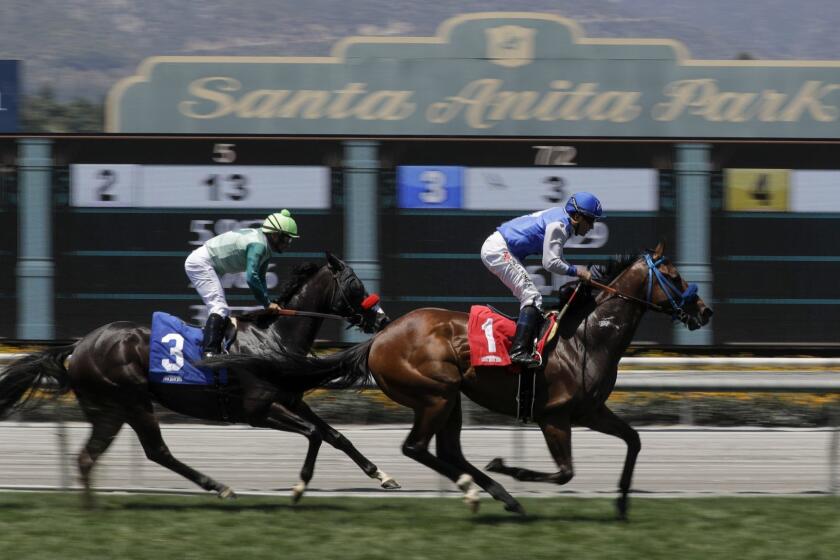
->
591;252;641;284
550;252;642;313
275;262;322;305
235;262;322;326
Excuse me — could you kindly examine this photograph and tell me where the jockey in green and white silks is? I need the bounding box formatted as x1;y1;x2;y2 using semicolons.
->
480;192;605;367
184;209;299;357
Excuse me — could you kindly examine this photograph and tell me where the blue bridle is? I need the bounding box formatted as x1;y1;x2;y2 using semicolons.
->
644;253;699;318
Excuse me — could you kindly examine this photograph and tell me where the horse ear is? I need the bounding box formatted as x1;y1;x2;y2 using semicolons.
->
325;251;345;271
653;241;665;259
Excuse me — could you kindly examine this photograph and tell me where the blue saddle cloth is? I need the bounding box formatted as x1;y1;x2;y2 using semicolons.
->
149;312;228;385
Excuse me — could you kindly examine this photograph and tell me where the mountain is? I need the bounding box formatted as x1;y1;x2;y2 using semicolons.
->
0;0;834;101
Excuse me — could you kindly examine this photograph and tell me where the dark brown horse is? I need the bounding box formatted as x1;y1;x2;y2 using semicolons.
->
0;252;399;504
205;242;712;517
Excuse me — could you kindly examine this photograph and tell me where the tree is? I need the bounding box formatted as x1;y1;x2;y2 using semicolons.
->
21;87;103;132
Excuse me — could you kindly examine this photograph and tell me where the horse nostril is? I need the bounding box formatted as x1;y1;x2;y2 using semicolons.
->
374;315;391;331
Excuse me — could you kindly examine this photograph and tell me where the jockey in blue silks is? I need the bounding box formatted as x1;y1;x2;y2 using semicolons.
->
480;192;605;367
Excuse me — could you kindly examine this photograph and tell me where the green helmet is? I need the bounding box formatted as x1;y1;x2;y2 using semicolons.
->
261;209;299;238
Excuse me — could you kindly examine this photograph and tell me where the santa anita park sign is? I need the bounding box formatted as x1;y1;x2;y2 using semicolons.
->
107;12;840;138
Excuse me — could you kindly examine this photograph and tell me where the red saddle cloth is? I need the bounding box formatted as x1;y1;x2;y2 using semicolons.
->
468;306;516;366
468;305;558;368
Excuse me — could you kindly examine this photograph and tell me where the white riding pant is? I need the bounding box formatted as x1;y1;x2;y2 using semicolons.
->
184;246;230;318
480;231;542;310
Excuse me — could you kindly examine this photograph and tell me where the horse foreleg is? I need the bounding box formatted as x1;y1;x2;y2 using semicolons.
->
293;400;400;489
580;404;640;520
485;410;575;486
127;403;236;499
256;402;322;504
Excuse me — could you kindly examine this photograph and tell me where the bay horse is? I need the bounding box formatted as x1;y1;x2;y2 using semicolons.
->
0;252;399;504
204;242;712;517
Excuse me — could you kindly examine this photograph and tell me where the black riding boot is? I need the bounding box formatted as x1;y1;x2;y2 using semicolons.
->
508;305;542;368
201;313;226;358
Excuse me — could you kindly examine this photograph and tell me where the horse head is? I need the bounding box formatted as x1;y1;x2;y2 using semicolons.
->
270;252;390;335
606;242;713;331
324;252;390;333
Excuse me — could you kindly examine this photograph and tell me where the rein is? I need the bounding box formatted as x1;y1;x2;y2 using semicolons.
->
275;308;347;321
589;279;667;313
275;270;381;325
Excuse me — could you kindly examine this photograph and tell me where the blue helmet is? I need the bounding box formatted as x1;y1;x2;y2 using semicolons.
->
565;192;605;220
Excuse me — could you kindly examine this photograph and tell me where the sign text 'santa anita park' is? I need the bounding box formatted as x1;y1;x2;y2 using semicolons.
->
107;12;840;138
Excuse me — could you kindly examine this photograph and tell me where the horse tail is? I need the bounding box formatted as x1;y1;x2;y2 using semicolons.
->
202;339;375;393
0;345;75;418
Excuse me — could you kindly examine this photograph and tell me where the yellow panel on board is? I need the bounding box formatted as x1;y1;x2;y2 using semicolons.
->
725;169;790;211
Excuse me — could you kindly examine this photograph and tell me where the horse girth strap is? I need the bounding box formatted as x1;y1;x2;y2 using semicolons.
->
588;279;666;313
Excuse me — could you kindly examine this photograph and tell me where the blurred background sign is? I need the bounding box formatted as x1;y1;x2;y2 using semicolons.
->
397;166;658;211
70;165;330;208
0;61;18;132
791;170;840;211
725;169;790;211
397;166;464;209
107;13;840;138
464;168;658;210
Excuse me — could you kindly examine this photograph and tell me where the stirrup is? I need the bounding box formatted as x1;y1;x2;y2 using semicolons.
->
510;351;540;368
202;348;222;360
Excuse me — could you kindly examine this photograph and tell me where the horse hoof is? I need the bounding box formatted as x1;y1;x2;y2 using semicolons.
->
485;458;505;472
217;487;237;500
616;496;629;520
505;502;527;516
456;474;481;513
373;470;401;489
380;477;401;490
291;481;307;504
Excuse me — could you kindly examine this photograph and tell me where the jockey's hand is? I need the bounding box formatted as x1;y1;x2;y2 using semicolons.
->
576;267;592;283
267;302;283;314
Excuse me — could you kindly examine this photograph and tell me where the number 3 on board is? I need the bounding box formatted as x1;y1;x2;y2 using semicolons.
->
161;333;185;372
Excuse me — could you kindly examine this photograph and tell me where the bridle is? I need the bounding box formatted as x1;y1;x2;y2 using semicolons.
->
642;253;699;321
329;268;381;330
274;267;380;331
589;253;699;320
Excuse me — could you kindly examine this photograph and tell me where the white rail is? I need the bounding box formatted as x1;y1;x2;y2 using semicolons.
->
620;357;840;367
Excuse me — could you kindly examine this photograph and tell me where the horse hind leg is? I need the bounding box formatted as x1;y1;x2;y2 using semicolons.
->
293;400;400;489
77;405;124;509
127;402;235;499
401;398;480;510
436;396;525;515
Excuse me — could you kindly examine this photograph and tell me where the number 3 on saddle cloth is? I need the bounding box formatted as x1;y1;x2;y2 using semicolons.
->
467;305;558;369
149;312;228;385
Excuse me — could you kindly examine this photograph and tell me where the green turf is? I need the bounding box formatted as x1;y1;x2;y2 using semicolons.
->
0;492;838;560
